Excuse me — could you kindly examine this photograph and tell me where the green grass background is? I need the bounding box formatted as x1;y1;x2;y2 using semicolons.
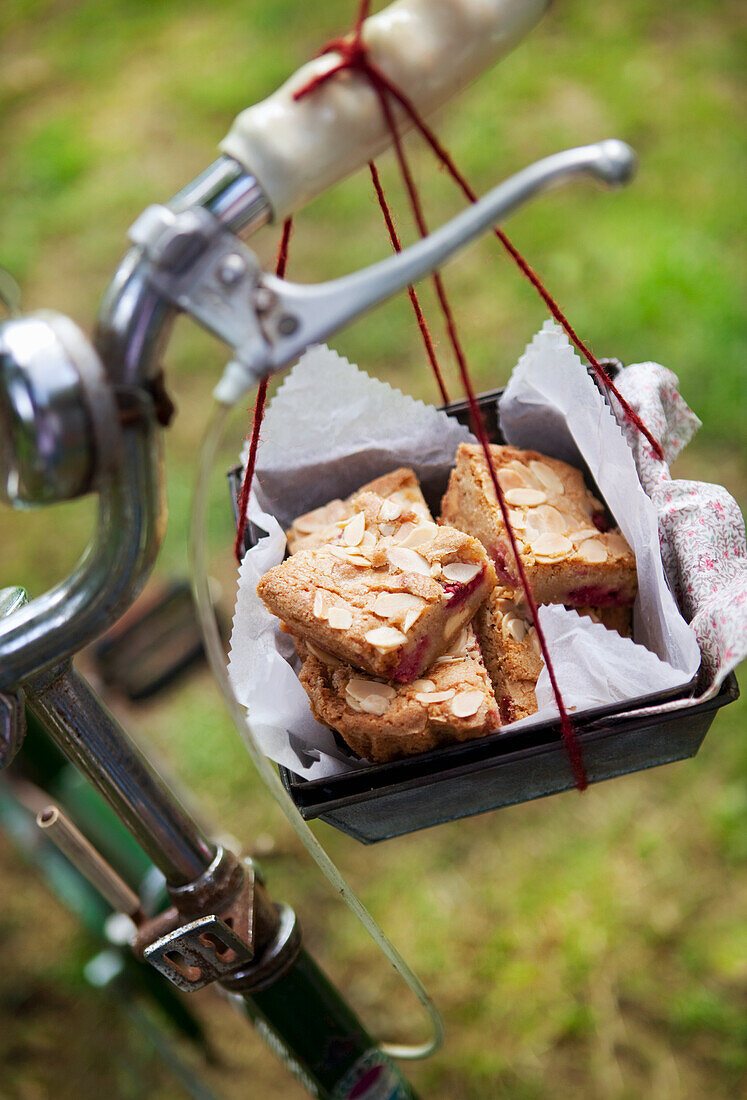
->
1;1;745;1097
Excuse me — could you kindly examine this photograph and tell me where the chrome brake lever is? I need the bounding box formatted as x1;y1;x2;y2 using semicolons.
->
130;140;635;405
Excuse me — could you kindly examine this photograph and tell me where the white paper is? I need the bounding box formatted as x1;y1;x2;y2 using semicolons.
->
499;321;701;675
507;605;690;735
247;343;474;528
229;344;474;778
229;330;701;780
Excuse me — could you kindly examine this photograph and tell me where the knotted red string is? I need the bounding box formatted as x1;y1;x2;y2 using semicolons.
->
236;4;658;788
234;218;294;563
293;16;662;462
293;3;591;786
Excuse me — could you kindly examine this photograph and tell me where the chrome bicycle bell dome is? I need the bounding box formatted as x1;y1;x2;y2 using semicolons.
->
0;311;114;507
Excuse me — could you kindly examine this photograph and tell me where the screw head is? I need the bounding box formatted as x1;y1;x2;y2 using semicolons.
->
217;253;247;287
253;287;276;314
277;314;299;337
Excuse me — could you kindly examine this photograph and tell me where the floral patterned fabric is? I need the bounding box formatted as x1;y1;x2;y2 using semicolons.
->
613;362;746;694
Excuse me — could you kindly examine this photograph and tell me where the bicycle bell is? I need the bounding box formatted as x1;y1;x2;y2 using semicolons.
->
0;310;117;507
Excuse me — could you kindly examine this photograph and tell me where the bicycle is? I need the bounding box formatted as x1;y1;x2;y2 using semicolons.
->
2;2;743;1100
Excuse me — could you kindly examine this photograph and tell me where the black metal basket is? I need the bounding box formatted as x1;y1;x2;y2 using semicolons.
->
230;390;739;843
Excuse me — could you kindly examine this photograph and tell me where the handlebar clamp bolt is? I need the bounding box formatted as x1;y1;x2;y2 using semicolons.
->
217;253;248;287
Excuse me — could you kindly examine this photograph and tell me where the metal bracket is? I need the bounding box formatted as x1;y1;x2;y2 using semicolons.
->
143;914;255;991
128;141;637;402
128;204;270;375
137;848;281;992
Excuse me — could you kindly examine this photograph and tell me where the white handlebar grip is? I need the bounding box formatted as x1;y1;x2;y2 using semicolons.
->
220;0;550;221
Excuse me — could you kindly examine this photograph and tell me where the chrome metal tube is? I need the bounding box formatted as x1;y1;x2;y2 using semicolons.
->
1;160;271;682
171;156;272;238
26;664;216;885
37;804;144;917
95;158;271;387
0;423;162;691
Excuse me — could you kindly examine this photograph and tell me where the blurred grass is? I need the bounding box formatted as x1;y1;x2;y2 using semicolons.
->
0;1;745;1097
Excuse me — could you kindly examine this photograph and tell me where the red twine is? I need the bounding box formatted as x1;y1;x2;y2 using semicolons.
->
234;217;293;563
237;2;661;788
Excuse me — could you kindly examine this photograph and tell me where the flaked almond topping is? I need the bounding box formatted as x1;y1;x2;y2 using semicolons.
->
502;614;528;643
346;678;396;708
359;694;393;715
328;545;352;561
378;498;403;522
387;546;432;577
327;606;353;630
507;509;526;529
313;591;330;619
340;512;365;546
504;487;547;507
508;460;543;489
576;539;608;563
442;561;481;583
432;654;465;666
307;642;342;667
360;530;377;550
411;503;432;521
430;562;442;579
450;690;483;717
571;527;602;543
527;626;541;656
495;598;521;615
399;523;437;548
497;468;525;492
605;532;631;556
379;522;396;537
415;689;456;705
364;625;406;649
410;678;436;692
372;591;425;618
390;521;416;543
345;553;372;567
531;532;573;560
529;460;565;495
533;505;568;534
402;607;422;633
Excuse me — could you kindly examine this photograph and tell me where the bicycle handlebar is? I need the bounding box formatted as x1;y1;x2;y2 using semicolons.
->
221;0;550;220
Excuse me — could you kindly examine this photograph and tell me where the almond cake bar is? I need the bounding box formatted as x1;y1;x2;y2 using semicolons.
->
440;444;637;608
297;627;499;762
475;593;634;724
258;491;496;682
286;467;431;555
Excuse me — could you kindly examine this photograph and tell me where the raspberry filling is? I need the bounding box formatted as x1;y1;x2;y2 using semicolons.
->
498;696;517;724
441;567;485;607
592;512;611;533
491;544;518;586
567;585;633;607
392;636;429;683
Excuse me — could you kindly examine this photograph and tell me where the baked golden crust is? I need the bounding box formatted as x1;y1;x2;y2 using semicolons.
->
286;467;429;555
297;628;499;763
440;444;637;608
474;594;542;724
475;594;634;725
258;491;496;682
